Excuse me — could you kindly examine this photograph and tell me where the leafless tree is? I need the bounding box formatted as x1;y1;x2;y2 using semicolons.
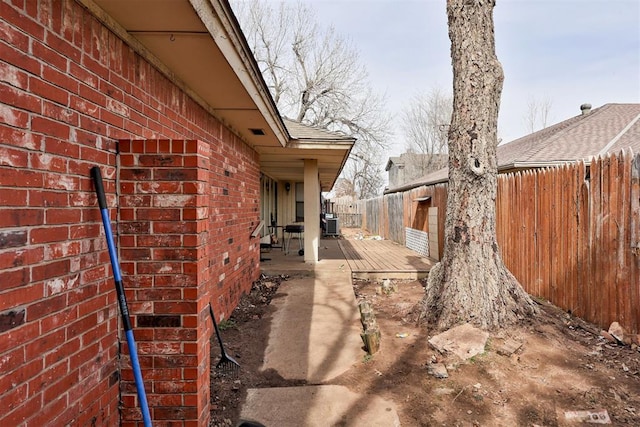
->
402;88;452;155
332;177;356;199
232;0;392;198
524;95;553;133
346;145;386;199
400;88;452;180
420;0;537;330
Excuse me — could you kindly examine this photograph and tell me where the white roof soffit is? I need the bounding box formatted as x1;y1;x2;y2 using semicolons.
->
259;142;354;191
82;0;289;149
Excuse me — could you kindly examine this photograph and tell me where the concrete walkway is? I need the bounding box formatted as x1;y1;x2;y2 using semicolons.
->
240;240;401;426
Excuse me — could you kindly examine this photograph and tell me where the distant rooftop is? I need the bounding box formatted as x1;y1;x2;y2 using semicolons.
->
498;103;640;170
385;103;640;194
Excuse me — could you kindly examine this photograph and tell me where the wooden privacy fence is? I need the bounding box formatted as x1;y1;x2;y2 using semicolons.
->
359;184;448;256
327;196;363;228
362;198;382;237
386;193;405;243
497;151;640;336
336;213;362;228
360;150;640;336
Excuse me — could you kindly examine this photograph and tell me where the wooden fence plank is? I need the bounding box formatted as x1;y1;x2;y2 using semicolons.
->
601;155;611;328
616;151;629;329
571;163;583;316
607;154;619;326
632;152;640;250
534;169;542;298
532;170;541;297
563;165;571;312
630;152;640;334
552;165;561;306
533;170;542;298
569;164;577;311
517;172;525;288
543;169;552;300
589;156;600;326
530;170;538;294
560;166;567;306
577;177;589;320
561;165;569;309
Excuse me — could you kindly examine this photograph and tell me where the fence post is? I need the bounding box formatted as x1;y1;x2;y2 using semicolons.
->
428;207;439;260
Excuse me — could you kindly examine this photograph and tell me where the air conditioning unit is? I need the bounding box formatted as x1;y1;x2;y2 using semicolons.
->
326;218;339;236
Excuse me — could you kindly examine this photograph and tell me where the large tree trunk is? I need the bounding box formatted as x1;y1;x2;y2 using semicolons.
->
421;0;537;330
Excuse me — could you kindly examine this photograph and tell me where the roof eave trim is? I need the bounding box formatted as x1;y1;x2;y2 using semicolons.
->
77;0;235;134
383;176;449;195
498;161;573;171
78;0;290;147
287;139;356;150
189;0;290;146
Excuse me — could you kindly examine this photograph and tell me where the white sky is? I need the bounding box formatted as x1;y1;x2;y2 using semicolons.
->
302;0;640;157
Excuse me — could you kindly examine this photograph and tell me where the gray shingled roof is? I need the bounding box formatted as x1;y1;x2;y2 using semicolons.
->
498;103;640;169
283;118;354;141
384;167;449;194
385;103;640;194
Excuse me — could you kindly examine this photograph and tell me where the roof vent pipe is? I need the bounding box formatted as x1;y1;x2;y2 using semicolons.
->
580;103;592;115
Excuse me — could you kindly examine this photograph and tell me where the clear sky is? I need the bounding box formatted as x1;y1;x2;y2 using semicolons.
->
304;0;640;157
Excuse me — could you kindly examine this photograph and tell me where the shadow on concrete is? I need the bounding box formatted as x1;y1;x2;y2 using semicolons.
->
243;236;431;425
259;238;362;384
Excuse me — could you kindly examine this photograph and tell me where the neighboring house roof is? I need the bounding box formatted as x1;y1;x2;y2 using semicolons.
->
385;167;449;194
385;157;403;171
385;153;449;172
498;103;640;170
385;103;640;194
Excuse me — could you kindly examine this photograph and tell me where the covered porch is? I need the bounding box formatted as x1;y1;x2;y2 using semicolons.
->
260;231;436;280
258;119;354;263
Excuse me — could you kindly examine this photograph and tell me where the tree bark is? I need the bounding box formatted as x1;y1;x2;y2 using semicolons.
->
421;0;537;330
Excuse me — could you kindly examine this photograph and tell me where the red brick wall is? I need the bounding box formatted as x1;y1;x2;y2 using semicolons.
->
119;139;213;426
208;126;262;320
0;1;261;425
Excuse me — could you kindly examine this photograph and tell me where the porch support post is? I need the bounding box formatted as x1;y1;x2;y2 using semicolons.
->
303;159;320;262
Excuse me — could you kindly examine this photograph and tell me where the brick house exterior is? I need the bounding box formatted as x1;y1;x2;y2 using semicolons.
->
0;1;353;425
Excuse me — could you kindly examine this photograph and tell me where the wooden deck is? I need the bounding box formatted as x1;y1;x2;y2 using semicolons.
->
338;239;436;280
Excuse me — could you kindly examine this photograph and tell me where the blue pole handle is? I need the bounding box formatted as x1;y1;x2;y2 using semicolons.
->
91;166;152;427
126;329;152;426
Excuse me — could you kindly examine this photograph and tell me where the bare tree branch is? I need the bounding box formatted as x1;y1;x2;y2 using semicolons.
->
523;95;553;133
232;0;392;198
399;87;452;181
401;87;452;156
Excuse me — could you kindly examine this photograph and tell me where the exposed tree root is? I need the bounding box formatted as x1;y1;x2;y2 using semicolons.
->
420;253;538;331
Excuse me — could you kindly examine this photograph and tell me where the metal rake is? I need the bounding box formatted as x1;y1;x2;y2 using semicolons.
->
208;303;241;374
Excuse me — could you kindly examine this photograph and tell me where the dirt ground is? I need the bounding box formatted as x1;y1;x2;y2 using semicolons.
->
209;268;640;426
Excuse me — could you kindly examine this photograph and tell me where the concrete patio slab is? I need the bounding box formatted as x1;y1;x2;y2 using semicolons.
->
260;252;363;383
240;385;401;427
